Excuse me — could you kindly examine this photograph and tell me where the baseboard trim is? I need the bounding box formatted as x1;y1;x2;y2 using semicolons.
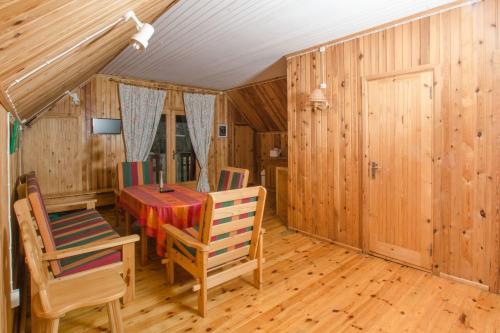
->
439;272;490;291
287;226;362;253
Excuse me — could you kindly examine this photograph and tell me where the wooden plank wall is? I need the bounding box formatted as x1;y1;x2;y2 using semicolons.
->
0;0;175;120
21;74;227;197
287;0;500;291
226;78;287;132
0;104;12;333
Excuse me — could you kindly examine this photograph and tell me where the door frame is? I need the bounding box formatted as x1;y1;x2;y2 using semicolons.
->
361;65;436;272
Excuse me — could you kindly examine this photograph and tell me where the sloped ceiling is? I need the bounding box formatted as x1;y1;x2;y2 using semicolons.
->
0;0;176;121
227;78;287;132
103;0;454;90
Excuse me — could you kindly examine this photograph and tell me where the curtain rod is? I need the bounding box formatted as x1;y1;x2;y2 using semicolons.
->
108;77;223;95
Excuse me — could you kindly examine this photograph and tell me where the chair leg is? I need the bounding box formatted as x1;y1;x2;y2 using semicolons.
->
141;226;148;266
44;318;59;333
253;234;264;290
197;252;208;317
121;243;136;304
107;299;124;333
166;238;174;284
124;211;131;236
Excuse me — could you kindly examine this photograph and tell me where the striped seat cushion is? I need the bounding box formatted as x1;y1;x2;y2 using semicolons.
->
217;169;246;191
26;172;63;275
49;209;121;277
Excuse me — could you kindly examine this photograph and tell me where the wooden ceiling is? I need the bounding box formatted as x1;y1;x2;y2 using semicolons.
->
0;0;176;121
227;78;287;132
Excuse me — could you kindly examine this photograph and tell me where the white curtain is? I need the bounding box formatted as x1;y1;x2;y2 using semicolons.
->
119;84;166;161
183;93;215;192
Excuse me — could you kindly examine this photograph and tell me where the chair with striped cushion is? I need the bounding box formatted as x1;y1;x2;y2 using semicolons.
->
115;160;156;227
164;186;267;317
117;160;156;190
216;167;250;191
22;172;139;304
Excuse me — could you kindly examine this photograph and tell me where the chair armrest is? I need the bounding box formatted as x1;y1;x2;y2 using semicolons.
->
45;199;97;213
163;224;209;252
42;235;140;260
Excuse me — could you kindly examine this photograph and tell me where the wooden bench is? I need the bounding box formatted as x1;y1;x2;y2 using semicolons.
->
19;172;139;305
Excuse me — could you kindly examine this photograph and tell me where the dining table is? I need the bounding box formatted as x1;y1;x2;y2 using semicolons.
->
119;183;207;265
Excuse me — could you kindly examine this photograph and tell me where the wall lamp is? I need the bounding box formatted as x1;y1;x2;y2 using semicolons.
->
5;10;154;124
310;46;329;108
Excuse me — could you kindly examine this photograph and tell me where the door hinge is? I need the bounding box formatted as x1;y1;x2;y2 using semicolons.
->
428;244;433;257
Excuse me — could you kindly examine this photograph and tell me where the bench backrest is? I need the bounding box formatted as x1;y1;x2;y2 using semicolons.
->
25;172;62;275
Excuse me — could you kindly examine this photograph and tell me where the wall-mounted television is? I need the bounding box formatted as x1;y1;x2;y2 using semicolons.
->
92;118;122;134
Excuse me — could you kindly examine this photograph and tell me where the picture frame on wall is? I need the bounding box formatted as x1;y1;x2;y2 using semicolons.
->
218;124;227;137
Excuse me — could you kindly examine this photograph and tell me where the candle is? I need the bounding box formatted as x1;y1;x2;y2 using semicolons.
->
159;170;164;190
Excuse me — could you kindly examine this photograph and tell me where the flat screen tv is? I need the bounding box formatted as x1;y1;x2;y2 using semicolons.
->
92;118;122;134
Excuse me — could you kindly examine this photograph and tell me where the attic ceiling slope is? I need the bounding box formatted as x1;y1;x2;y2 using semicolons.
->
0;0;177;121
102;0;454;90
227;78;287;132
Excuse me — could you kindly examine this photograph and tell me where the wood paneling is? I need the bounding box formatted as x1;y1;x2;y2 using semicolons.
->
232;125;256;184
0;104;12;333
227;78;287;132
0;0;176;121
22;74;227;197
275;166;288;222
287;0;500;291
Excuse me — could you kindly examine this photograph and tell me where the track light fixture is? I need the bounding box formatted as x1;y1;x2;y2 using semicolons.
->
124;10;155;51
5;10;155;123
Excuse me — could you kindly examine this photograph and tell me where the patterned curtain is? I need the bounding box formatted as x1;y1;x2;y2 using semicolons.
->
183;93;215;192
119;84;166;161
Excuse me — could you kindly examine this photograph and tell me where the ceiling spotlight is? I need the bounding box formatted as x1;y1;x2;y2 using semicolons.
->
124;10;154;51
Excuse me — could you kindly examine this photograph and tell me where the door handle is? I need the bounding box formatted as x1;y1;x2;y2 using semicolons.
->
371;161;381;179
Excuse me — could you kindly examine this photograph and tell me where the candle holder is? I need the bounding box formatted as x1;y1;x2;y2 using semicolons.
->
158;170;174;193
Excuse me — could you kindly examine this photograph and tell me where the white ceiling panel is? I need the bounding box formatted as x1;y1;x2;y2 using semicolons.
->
102;0;455;90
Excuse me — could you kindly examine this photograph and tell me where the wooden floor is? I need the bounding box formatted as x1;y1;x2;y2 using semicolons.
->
59;210;500;333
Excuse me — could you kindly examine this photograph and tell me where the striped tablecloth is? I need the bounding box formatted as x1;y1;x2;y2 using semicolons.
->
119;184;206;256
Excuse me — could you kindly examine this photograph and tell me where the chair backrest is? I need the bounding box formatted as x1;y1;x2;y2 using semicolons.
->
199;186;266;269
14;198;52;313
25;172;62;275
216;167;250;191
117;160;156;191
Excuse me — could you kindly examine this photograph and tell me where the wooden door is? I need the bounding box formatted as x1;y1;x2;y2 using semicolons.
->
233;125;255;184
364;70;433;270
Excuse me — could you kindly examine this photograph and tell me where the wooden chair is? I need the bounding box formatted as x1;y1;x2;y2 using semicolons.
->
14;198;126;333
164;186;266;317
115;160;156;230
216;167;250;191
